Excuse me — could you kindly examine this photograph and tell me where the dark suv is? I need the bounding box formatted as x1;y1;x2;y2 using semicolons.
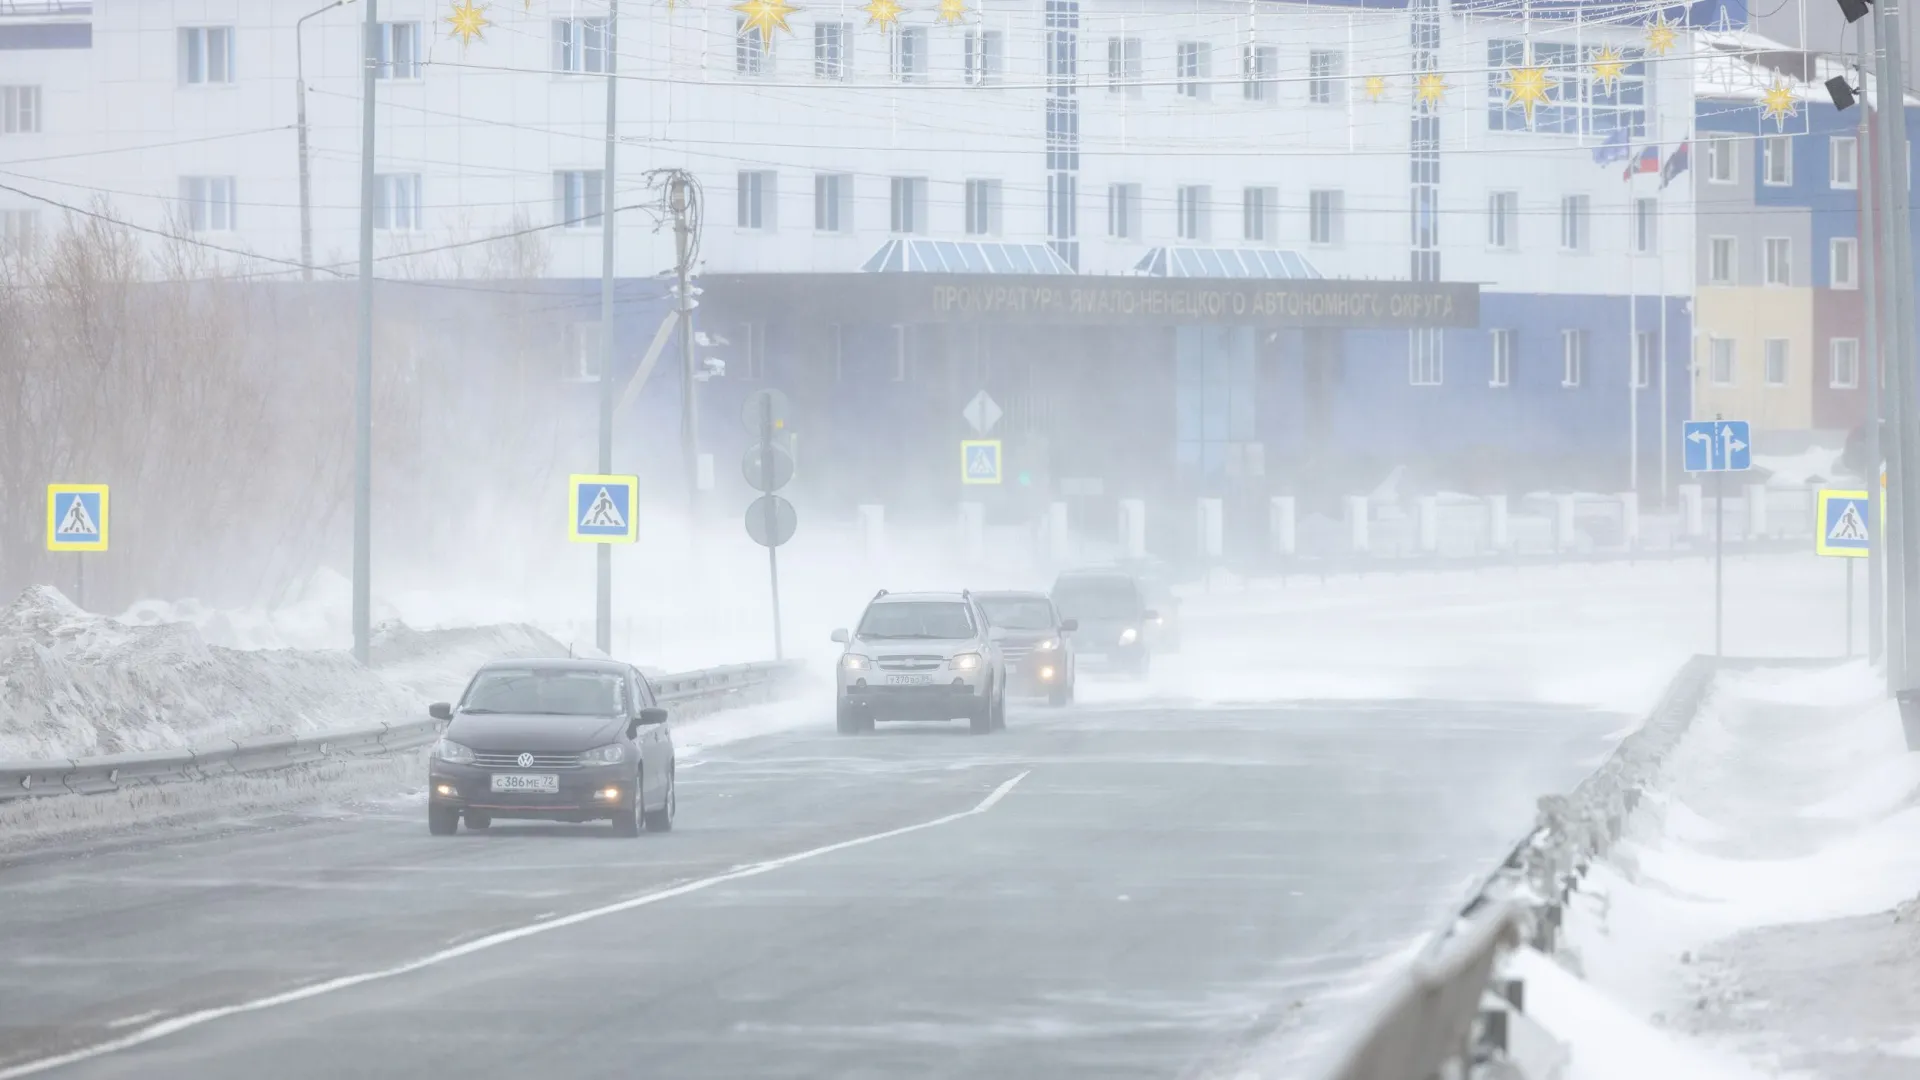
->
974;590;1078;706
1050;569;1159;676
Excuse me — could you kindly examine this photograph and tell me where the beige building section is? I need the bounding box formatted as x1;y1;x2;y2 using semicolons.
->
1691;287;1816;431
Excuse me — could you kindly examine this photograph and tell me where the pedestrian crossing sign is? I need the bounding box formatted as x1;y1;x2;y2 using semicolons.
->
46;484;108;552
1815;489;1870;558
568;474;639;544
960;440;1002;486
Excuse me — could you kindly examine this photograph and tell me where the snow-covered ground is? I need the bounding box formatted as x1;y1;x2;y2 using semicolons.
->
1519;664;1920;1079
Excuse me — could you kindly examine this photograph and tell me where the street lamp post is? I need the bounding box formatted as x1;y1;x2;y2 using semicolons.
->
295;0;354;283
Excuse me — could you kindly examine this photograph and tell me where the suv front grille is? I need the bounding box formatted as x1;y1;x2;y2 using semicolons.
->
471;752;583;770
877;655;946;671
1002;644;1036;663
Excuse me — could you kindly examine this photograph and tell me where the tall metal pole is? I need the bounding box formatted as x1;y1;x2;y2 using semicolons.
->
296;1;350;282
596;0;620;657
671;175;699;514
351;0;377;665
1862;25;1886;665
762;395;785;660
1873;0;1918;688
1629;184;1640;493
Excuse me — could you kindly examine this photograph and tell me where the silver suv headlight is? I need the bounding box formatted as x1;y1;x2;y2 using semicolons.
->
1119;628;1139;646
1035;638;1059;651
434;738;474;764
842;654;872;671
950;652;983;671
579;743;625;765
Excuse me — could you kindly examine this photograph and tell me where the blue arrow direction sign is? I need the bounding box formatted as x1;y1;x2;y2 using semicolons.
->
1682;419;1752;472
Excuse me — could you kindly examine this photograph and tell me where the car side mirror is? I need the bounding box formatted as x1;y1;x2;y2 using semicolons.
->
831;628;850;644
627;707;669;737
1142;610;1160;622
1059;618;1078;633
428;702;453;721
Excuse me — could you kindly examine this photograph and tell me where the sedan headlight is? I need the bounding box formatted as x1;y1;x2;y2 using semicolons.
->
1035;638;1059;651
842;654;872;671
950;652;982;671
579;743;625;765
434;738;474;764
1119;628;1139;646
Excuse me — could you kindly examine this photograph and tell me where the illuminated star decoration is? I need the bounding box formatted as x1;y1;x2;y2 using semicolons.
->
1645;13;1679;56
1590;44;1627;93
862;0;904;29
445;0;490;46
1499;64;1552;122
734;0;799;40
1761;78;1798;129
936;0;970;24
1414;72;1447;106
1363;75;1388;102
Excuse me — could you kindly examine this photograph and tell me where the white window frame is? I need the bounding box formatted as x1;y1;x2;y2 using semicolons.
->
814;172;851;232
1;86;41;135
736;170;776;230
813;21;850;80
889;176;926;234
1489;328;1514;387
1831;236;1858;289
554;169;605;228
1831;135;1859;189
374;173;423;231
178;176;237;231
1242;44;1278;103
1176;184;1209;241
1176;41;1209;99
965;29;1004;86
1633;197;1657;255
553;17;611;74
1709;236;1736;285
1764;236;1792;286
1634;330;1654;389
376;21;421;80
1409;329;1443;387
1242;186;1276;242
964;178;1002;236
1763;135;1793;186
889;26;928;84
1709;337;1736;386
1308;49;1345;105
1561;329;1584;388
1107;37;1142;96
1487;191;1517;250
1707;134;1737;184
1831;337;1861;389
1108;182;1139;238
1763;338;1788;387
179;27;236;86
1308;189;1343;246
1560;194;1589;252
736;19;774;76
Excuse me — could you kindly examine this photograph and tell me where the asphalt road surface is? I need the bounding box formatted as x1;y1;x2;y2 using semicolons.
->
0;694;1621;1080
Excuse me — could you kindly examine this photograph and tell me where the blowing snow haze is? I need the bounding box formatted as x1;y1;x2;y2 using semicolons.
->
0;0;1898;1077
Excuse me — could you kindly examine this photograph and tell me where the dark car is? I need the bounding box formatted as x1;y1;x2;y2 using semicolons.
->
974;590;1078;706
1111;558;1183;652
425;658;676;837
1050;569;1160;675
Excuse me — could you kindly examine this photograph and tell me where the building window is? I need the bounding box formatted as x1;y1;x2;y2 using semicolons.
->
553;17;611;74
1763;135;1792;186
1634;329;1655;388
179;27;235;85
1764;338;1788;386
376;22;420;80
1490;328;1514;387
1176;41;1208;99
1831;337;1861;388
1308;49;1344;105
1242;44;1277;103
1176;184;1209;240
1487;191;1517;249
814;173;850;232
736;20;773;75
1309;189;1343;246
965;179;1002;236
1561;329;1584;387
0;208;40;255
374;173;422;231
1832;236;1858;289
1707;134;1736;183
1108;182;1140;238
554;169;604;227
1;86;41;134
1832;135;1859;188
1709;236;1736;284
1486;39;1628;134
1107;37;1142;95
814;22;850;80
178;176;236;231
1633;197;1656;254
889;26;927;83
1709;337;1736;385
736;171;775;230
1048;172;1078;269
1241;186;1275;241
1560;194;1588;252
890;176;926;234
1409;329;1443;386
965;30;1004;86
1764;237;1791;286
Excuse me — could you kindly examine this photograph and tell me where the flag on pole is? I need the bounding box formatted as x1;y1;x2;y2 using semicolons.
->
1660;141;1691;188
1592;127;1631;166
1623;145;1661;180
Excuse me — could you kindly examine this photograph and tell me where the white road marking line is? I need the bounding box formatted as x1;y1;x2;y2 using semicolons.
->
103;1012;165;1031
0;770;1030;1079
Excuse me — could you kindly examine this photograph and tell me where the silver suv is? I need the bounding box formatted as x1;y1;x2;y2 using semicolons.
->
831;590;1007;735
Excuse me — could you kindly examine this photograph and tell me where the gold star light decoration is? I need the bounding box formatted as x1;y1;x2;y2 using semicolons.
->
735;0;800;40
1645;13;1679;56
1761;78;1798;129
446;0;490;46
1414;71;1447;106
1590;44;1627;92
1363;75;1388;102
1499;64;1552;122
936;0;971;24
862;0;905;29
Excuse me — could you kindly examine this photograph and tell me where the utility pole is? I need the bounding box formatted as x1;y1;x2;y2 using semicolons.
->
595;0;620;657
669;173;700;513
351;0;377;665
1872;0;1920;688
1861;25;1885;664
296;0;352;282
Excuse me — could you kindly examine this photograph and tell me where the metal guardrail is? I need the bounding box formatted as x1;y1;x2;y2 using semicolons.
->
1314;654;1840;1080
0;659;803;802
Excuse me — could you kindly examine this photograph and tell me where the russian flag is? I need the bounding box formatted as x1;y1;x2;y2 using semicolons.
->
1623;145;1660;181
1661;141;1691;188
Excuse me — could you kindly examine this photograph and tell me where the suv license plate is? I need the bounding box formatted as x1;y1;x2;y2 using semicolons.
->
490;773;559;794
885;674;933;686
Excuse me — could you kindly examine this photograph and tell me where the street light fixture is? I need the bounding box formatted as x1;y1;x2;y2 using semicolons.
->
295;0;356;282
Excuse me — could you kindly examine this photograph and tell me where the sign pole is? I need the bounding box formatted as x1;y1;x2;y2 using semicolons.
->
593;0;621;659
761;395;784;660
1715;469;1724;659
1849;557;1857;659
75;553;83;611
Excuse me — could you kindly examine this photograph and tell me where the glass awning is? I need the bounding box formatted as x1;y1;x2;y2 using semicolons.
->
861;239;1077;274
1132;247;1324;279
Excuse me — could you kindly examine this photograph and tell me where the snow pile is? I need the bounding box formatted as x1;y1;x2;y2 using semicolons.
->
0;585;568;761
1534;663;1920;1078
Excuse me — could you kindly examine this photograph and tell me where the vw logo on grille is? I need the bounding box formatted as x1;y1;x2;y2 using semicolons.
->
517;753;534;768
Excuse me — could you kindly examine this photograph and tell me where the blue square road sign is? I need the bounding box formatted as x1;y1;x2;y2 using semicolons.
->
1682;420;1752;473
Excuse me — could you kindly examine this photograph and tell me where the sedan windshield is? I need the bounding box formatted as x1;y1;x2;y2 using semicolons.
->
1052;579;1141;621
977;597;1055;630
462;670;626;716
858;602;974;639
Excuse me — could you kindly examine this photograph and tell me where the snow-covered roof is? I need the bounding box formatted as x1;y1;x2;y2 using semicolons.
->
1692;28;1920;107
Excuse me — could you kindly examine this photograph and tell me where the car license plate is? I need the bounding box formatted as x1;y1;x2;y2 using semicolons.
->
490;773;559;794
885;674;932;686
